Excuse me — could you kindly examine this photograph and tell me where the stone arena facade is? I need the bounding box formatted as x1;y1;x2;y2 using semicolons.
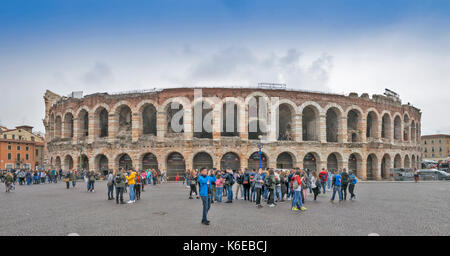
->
43;87;421;180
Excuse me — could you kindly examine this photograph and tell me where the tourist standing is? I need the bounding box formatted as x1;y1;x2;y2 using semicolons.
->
5;172;14;192
189;170;199;199
106;171;114;200
341;168;350;200
254;168;264;208
319;168;328;194
198;168;215;225
242;169;251;201
87;171;96;192
125;169;136;203
64;171;71;189
330;170;343;202
348;171;357;199
311;171;321;201
225;169;235;203
235;169;243;200
114;170;126;204
215;172;224;202
291;170;306;211
266;169;276;207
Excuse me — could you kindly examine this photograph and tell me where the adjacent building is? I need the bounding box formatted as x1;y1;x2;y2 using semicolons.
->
421;134;450;162
0;125;45;170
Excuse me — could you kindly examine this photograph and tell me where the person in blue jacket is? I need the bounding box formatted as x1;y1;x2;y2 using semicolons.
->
198;168;216;225
330;170;343;202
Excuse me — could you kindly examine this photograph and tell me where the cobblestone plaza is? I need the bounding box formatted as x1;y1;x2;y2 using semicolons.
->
0;181;449;236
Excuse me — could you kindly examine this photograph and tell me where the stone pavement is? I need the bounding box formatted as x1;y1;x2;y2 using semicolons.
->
0;180;449;236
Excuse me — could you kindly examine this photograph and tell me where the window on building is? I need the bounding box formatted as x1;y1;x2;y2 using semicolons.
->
440;147;442;152
26;154;29;160
424;148;427;153
12;135;15;139
17;153;21;160
31;137;34;141
26;146;29;151
36;149;39;156
17;146;20;150
432;140;434;144
8;145;11;150
8;153;11;160
424;140;427;144
19;136;22;140
3;135;6;139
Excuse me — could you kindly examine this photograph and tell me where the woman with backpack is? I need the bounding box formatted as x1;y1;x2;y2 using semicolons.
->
300;170;310;204
311;171;321;201
242;169;251;201
266;169;276;207
215;172;224;202
291;170;306;211
235;169;243;200
106;171;114;200
341;169;350;200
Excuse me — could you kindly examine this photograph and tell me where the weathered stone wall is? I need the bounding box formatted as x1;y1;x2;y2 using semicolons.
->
43;88;422;180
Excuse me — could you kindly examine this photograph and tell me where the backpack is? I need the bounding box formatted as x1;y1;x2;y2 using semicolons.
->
264;176;272;187
351;175;357;185
243;173;249;185
334;174;342;186
249;174;255;183
114;175;123;184
342;172;350;185
315;178;321;187
292;177;299;190
301;176;311;189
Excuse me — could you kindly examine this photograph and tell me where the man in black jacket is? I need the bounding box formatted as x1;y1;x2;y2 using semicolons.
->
341;168;350;200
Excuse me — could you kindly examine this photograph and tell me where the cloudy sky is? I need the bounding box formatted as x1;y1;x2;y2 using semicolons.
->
1;0;449;135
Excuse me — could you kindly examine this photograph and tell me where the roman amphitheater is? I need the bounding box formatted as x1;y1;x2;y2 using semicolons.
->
43;87;421;180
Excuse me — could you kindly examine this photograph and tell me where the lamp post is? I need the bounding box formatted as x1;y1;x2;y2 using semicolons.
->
257;135;263;169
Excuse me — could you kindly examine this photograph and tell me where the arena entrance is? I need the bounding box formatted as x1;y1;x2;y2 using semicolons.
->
248;152;267;170
166;152;185;180
276;152;293;169
303;153;317;171
220;152;240;171
142;153;158;170
193;152;213;171
118;154;133;170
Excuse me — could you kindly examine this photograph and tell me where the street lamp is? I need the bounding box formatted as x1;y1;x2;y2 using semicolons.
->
257;135;263;169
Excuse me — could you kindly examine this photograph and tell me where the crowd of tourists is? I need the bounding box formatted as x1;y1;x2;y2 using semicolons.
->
185;167;358;225
0;169;66;192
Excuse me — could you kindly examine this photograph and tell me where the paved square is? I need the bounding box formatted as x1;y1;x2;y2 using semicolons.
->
0;181;449;236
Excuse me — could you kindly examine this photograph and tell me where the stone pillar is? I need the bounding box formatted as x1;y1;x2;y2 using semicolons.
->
294;113;302;142
360;157;367;180
156;110;166;142
318;160;326;172
376;118;382;142
88;114;95;144
108;156;115;170
89;156;95;172
108;114;117;143
319;114;327;143
212;108;221;140
360;117;367;143
184;109;193;140
239;106;248;141
134;155;142;170
131;112;140;142
72;118;79;144
340;116;347;143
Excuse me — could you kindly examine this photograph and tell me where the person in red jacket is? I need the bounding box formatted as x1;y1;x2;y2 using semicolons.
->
319;168;328;194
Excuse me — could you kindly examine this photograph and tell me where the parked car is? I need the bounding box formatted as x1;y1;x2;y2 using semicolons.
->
391;168;414;181
418;169;450;180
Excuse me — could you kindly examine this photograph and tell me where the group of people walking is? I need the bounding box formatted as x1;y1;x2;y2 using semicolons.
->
188;167;358;225
1;169;65;192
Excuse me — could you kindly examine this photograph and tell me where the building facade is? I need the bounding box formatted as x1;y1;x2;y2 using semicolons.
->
421;134;450;162
0;125;45;170
43;87;421;180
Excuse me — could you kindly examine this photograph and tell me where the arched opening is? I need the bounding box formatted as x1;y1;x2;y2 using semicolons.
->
97;108;108;138
366;111;379;140
403;114;410;141
64;155;73;171
220;152;241;171
78;109;89;138
348;153;362;177
381;154;391;179
303;152;318;171
166;152;185;180
55;156;61;170
248;152;267;170
366;154;378;180
117;153;132;170
248;96;268;140
394;154;402;168
278;104;294;141
80;154;89;171
302;106;319;141
55;116;62;139
276;152;294;169
327;153;338;171
166;102;184;134
117;105;132;137
326;108;340;142
193;101;213;139
142;153;158;170
63;113;74;138
381;113;391;140
404;155;411;168
96;154;109;176
393;115;402;141
142;104;157;135
193;152;213;171
411;120;416;142
347;109;362;142
221;102;239;137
